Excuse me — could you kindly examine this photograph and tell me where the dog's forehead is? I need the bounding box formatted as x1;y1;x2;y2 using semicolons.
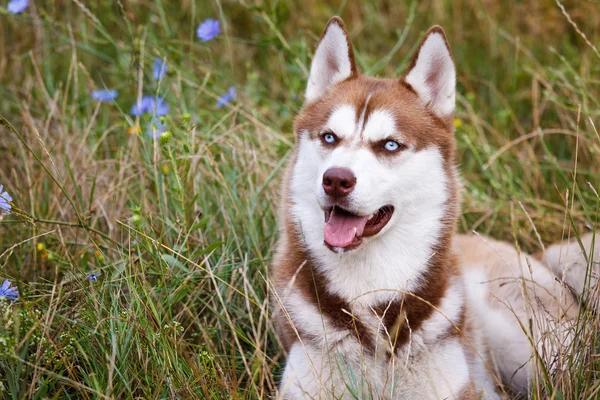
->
295;75;451;151
322;80;427;143
326;104;396;143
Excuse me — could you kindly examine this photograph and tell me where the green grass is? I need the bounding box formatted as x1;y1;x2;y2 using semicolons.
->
0;0;599;398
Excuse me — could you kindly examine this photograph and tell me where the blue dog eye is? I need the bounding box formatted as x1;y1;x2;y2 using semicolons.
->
324;133;336;144
384;140;400;151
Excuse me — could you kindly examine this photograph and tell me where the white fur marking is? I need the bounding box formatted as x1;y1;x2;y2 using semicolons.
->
362;109;398;142
431;338;470;397
420;279;464;342
325;105;357;139
284;292;349;344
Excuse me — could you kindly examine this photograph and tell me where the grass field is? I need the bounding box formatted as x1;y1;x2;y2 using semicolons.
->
0;0;599;398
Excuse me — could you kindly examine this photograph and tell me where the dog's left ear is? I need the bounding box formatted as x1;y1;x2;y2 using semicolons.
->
305;17;358;103
403;26;456;120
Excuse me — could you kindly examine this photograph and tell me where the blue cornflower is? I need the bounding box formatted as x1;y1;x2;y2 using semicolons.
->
0;184;12;214
8;0;28;14
130;96;169;117
153;97;170;116
153;58;167;80
146;117;167;139
216;87;236;108
130;96;154;116
196;19;220;42
87;273;101;282
91;89;118;102
0;279;19;301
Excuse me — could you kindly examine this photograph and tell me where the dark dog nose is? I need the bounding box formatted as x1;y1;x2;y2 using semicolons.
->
322;167;356;198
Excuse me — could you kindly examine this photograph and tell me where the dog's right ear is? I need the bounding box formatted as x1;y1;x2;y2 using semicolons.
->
305;17;358;104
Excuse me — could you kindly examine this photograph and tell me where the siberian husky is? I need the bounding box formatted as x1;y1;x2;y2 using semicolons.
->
271;16;597;399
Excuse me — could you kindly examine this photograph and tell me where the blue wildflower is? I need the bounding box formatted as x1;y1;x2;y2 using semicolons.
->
196;19;220;42
216;87;236;108
8;0;28;14
0;184;12;214
130;96;169;117
130;96;154;116
87;273;101;282
146;117;167;139
153;58;167;80
91;89;118;102
0;279;19;301
153;97;170;116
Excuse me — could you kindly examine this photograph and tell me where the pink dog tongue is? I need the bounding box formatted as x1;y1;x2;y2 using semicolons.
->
324;208;369;248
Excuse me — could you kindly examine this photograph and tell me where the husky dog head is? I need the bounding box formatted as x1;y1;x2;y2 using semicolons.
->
285;17;459;272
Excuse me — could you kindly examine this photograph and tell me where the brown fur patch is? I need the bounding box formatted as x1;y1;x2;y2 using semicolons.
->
457;382;479;400
375;255;458;353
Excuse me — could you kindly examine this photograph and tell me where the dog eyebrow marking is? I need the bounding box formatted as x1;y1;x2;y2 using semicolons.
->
356;94;372;142
362;109;397;143
325;105;356;140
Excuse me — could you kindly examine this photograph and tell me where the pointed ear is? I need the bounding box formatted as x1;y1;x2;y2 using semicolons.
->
305;17;358;103
403;26;456;119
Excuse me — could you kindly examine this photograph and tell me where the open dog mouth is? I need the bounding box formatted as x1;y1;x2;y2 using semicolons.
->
323;205;394;251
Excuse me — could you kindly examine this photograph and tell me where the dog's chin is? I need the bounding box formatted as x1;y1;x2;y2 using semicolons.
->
323;205;394;253
324;236;364;254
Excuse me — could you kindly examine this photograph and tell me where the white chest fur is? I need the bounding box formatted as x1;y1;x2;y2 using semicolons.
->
278;276;471;399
